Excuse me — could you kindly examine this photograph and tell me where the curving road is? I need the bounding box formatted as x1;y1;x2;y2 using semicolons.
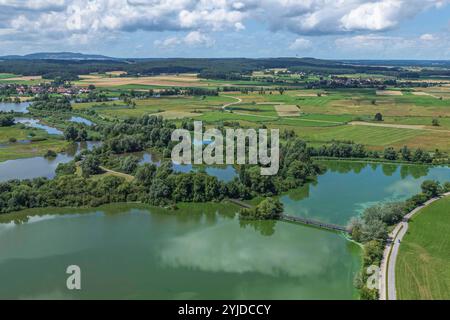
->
379;192;450;300
221;95;242;111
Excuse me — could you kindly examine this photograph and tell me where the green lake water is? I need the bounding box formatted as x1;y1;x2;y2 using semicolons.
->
1;160;449;299
281;161;450;225
0;203;361;300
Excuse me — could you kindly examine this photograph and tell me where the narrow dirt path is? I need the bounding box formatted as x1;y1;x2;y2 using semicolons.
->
99;166;134;181
221;95;242;111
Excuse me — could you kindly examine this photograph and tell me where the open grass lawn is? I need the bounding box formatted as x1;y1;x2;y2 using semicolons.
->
383;116;450;130
0;75;47;85
228;103;279;117
0;79;46;85
291;125;422;147
396;196;450;300
0;73;19;79
394;130;450;154
197;110;274;123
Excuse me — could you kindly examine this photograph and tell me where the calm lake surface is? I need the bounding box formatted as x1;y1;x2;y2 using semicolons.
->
1;158;449;299
70;116;93;126
0;203;361;299
139;151;238;182
0;141;100;182
15;118;63;135
0;147;236;183
281;161;450;225
0;102;31;113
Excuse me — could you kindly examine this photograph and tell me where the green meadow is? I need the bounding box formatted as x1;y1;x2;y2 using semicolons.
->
396;196;450;300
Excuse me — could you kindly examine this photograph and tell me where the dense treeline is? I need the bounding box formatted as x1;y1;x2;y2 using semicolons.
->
310;141;448;164
0;96;21;103
74;91;112;103
184;88;219;96
30;95;72;112
239;198;284;220
0;59;126;79
198;71;248;80
64;125;88;142
304;78;437;89
0;113;322;214
351;180;450;300
0;114;15;126
94;123;322;198
1;57;448;80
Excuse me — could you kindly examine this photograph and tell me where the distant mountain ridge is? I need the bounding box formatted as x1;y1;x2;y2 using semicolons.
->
0;52;117;60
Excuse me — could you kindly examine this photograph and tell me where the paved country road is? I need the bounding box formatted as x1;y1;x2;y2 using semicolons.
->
379;192;450;300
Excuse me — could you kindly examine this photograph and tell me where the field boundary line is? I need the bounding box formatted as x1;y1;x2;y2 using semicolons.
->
350;121;450;133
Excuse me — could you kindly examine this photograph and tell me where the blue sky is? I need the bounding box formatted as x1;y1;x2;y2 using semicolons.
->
0;0;449;59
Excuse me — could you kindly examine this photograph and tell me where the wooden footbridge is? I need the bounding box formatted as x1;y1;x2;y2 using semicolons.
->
280;214;350;233
228;198;351;234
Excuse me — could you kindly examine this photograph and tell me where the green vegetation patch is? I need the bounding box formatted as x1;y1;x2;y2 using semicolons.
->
0;73;19;79
396;196;450;300
0;139;68;162
294;125;422;147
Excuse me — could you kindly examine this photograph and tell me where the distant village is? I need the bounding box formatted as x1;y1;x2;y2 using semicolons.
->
0;83;92;97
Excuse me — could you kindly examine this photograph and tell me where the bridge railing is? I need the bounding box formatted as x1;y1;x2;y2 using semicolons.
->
228;198;350;233
280;214;350;233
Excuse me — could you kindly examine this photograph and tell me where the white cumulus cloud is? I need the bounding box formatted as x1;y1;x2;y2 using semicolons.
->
420;33;438;41
155;31;215;48
0;0;447;52
289;38;312;50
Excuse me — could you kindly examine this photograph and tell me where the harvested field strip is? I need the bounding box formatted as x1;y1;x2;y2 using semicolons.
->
376;90;403;96
275;105;300;117
153;111;203;119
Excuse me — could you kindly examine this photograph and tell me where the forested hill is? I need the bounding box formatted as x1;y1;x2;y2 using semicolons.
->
0;52;116;60
339;60;450;67
0;54;449;80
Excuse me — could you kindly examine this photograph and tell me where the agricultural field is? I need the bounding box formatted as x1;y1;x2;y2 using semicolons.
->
0;74;46;85
2;70;450;153
69;74;450;152
396;196;450;300
0;73;18;79
75;72;303;89
76;73;215;88
73;95;234;119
